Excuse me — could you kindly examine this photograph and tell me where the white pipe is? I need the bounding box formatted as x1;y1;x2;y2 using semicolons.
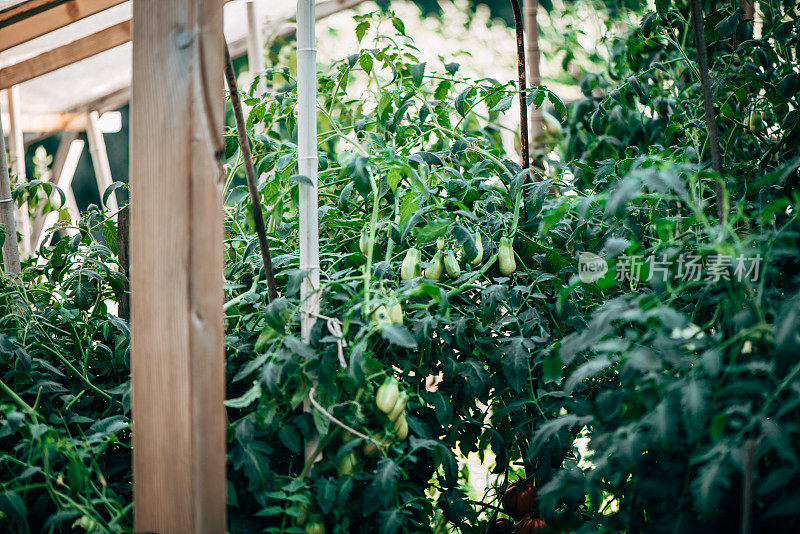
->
246;1;267;136
246;1;267;95
297;0;320;343
85;110;119;218
34;139;84;252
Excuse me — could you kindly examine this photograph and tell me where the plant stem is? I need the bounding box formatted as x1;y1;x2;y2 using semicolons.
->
225;46;279;302
0;377;37;417
688;0;726;222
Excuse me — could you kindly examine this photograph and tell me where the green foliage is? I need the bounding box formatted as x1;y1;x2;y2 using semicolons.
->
0;209;130;533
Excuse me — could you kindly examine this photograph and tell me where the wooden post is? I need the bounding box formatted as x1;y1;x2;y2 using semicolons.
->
0;111;22;274
6;86;32;255
85;110;119;216
130;0;227;532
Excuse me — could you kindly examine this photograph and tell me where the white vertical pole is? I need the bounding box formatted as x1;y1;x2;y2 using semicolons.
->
34;138;84;250
6;86;31;256
0;112;21;274
246;1;267;94
85;110;119;217
297;0;320;342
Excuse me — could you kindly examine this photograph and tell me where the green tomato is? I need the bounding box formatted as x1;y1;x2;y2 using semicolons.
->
401;248;421;279
376;377;399;413
388;301;403;323
424;252;444;280
72;515;98;532
359;230;370;256
749;109;764;133
371;305;390;326
363;437;381;458
470;231;484;265
499;237;516;275
444;250;461;278
337;451;357;476
393;412;409;440
387;391;409;422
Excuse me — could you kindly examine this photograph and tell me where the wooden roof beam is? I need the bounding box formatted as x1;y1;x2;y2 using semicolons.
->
0;20;130;90
0;0;127;52
1;111;86;132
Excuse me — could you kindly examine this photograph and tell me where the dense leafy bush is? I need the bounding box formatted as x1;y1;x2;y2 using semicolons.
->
1;1;799;532
0;208;131;533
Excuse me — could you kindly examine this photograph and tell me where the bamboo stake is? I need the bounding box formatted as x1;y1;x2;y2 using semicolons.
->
0;114;22;274
6;86;31;255
688;0;726;222
297;0;320;342
524;0;543;154
509;0;529;173
224;45;279;302
297;0;322;473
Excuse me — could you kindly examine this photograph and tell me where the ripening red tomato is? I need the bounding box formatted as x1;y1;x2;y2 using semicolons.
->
514;514;547;534
502;480;538;519
488;517;514;534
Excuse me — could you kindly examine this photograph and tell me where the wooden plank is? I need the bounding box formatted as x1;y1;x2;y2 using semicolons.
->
5;86;31;254
0;111;87;132
85;109;118;214
0;0;127;51
130;0;226;532
0;104;21;274
0;20;130;90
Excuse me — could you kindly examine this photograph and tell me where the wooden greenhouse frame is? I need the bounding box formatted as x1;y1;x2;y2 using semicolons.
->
0;0;363;530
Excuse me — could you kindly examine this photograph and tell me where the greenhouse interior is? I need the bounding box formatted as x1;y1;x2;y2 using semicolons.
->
1;0;799;532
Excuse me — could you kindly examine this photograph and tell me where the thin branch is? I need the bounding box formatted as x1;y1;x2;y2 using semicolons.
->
224;46;279;302
688;0;726;222
509;0;529;173
307;387;384;450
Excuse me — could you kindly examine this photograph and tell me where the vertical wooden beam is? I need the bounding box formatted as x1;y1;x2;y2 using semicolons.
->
131;0;227;533
85;110;119;216
524;0;543;152
6;86;31;255
0;111;21;274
